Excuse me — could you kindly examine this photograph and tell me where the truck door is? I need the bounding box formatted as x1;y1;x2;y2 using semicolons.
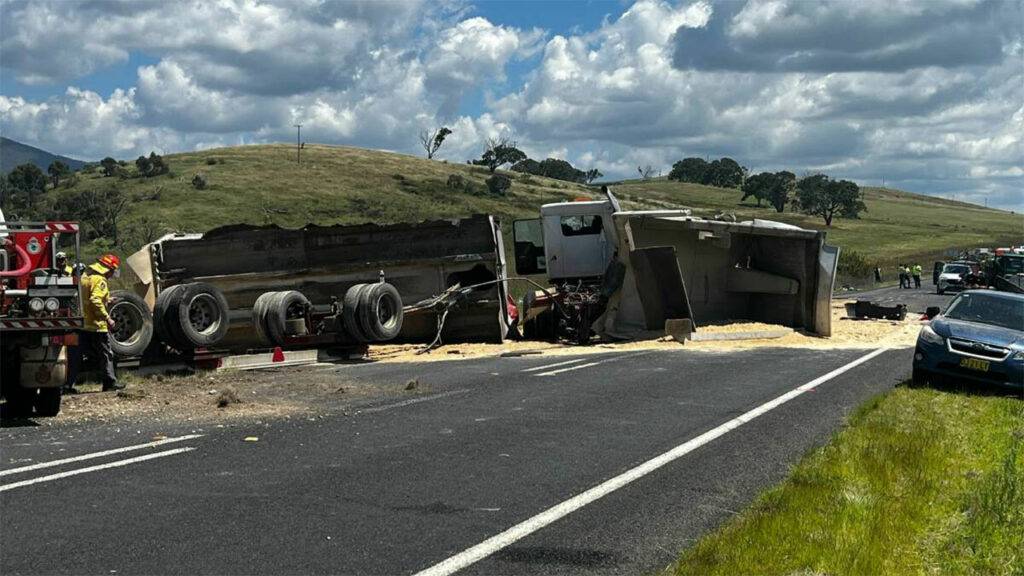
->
544;213;610;280
512;219;546;276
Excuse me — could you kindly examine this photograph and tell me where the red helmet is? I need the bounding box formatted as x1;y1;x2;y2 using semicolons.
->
98;253;120;270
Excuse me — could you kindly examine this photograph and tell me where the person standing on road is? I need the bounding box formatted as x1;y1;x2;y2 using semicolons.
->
898;265;907;289
874;266;882;283
66;254;124;394
912;264;923;289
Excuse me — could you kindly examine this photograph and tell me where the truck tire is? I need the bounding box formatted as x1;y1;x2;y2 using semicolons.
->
251;291;278;346
34;387;61;417
358;283;403;342
5;386;34;418
263;290;309;346
153;284;187;346
342;284;370;343
167;283;230;348
109;291;154;357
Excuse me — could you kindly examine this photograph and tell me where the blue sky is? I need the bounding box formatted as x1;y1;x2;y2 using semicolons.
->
1;0;1021;210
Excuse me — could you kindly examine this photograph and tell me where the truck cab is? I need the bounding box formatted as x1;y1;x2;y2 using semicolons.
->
513;197;618;282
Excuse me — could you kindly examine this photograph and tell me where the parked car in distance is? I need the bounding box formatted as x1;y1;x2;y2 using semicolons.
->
936;262;972;295
913;290;1024;391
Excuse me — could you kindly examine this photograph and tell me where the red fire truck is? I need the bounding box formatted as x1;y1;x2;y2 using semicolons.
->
1;208;83;417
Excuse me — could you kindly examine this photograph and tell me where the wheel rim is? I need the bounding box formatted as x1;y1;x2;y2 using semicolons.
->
110;301;144;345
376;294;397;329
187;293;221;335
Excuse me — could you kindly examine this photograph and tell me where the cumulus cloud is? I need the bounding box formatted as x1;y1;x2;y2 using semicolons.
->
0;0;1020;209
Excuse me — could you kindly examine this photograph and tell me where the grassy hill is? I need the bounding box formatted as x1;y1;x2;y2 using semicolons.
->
1;137;87;173
49;143;1022;282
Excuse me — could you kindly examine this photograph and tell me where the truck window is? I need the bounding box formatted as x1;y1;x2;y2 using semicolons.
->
513;218;546;276
560;215;603;237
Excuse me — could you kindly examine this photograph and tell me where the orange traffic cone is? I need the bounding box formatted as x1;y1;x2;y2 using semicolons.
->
271;347;285;362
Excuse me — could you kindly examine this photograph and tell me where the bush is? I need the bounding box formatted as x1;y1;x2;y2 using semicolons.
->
485;174;512;196
205;157;218;166
191;173;207;190
446;174;466;189
837;249;874;279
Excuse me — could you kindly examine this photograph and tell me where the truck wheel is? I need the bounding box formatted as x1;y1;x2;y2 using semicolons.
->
168;283;230;348
109;291;154;357
4;386;34;418
342;284;370;343
266;291;310;344
154;284;187;346
358;283;403;341
34;388;61;417
251;291;278;346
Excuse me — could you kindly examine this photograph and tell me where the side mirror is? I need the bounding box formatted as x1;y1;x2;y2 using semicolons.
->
925;306;940;320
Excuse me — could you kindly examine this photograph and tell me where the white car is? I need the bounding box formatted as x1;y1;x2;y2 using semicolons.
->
937;262;971;294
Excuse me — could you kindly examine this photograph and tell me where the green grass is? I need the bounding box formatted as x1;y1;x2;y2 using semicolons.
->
47;144;1022;271
666;386;1024;576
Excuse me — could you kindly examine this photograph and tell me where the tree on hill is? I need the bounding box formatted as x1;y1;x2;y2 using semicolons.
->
703;157;745;188
135;151;169;177
793;174;865;226
511;158;541;175
100;157;120;177
2;163;48;217
638;165;656;180
539;158;587;183
585;168;603;184
47;160;71;188
668;157;708;183
51;187;130;242
472;137;526;173
419;127;452;160
741;170;796;212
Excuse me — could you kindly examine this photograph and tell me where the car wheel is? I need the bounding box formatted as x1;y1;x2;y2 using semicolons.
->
912;367;930;387
34;387;61;417
108;291;154;357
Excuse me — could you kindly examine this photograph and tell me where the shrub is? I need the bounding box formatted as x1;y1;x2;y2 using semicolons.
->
837;249;874;278
446;174;466;189
485;174;512;196
205;157;218;166
191;173;207;190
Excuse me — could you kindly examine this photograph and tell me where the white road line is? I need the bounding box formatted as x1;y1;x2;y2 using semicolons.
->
520;358;587;373
0;447;196;493
534;351;654;377
0;434;204;478
358;389;472;415
413;347;890;576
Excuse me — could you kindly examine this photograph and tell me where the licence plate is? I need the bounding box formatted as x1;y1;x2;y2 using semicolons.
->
960;357;990;372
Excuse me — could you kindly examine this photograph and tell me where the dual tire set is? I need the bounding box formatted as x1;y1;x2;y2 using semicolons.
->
108;282;229;356
251;283;403;346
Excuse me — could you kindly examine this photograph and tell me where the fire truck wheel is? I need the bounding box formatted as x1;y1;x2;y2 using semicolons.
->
109;291;154;357
34;387;61;417
169;283;230;348
5;387;34;418
154;284;187;346
358;282;404;342
251;291;278;346
266;291;310;344
342;284;370;343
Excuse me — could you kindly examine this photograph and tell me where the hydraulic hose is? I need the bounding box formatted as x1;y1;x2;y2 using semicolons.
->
0;238;32;277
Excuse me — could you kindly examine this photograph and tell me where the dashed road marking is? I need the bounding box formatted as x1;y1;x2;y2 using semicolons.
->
0;434;204;478
0;447;197;493
533;352;654;377
358;389;472;415
520;358;587;373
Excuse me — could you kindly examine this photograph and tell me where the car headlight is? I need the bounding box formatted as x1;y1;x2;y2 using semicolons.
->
28;297;45;312
919;325;945;345
44;297;60;312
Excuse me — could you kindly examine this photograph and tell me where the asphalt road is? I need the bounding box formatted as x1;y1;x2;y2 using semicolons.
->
1;346;913;575
843;283;954;313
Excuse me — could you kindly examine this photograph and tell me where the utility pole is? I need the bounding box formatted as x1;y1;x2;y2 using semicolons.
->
294;124;302;164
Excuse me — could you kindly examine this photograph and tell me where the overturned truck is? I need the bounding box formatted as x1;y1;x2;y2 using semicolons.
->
125;215;512;353
513;189;839;341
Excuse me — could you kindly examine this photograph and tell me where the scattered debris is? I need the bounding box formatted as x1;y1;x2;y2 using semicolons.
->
116;389;148;401
845;300;907;321
405;379;419;391
243;436;259;442
499;349;544;357
216;388;241;408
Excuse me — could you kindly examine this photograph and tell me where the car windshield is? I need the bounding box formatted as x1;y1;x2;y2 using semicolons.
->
944;292;1024;331
943;264;969;275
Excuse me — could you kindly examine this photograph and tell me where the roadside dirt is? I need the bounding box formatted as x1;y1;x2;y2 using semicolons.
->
39;365;436;426
370;299;923;362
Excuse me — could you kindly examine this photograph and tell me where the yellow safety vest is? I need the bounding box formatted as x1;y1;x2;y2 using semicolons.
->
80;273;111;332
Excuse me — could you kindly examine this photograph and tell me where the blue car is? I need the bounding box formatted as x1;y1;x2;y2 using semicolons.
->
913;290;1024;391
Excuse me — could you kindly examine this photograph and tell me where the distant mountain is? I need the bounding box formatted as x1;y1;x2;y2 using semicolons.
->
1;137;88;174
